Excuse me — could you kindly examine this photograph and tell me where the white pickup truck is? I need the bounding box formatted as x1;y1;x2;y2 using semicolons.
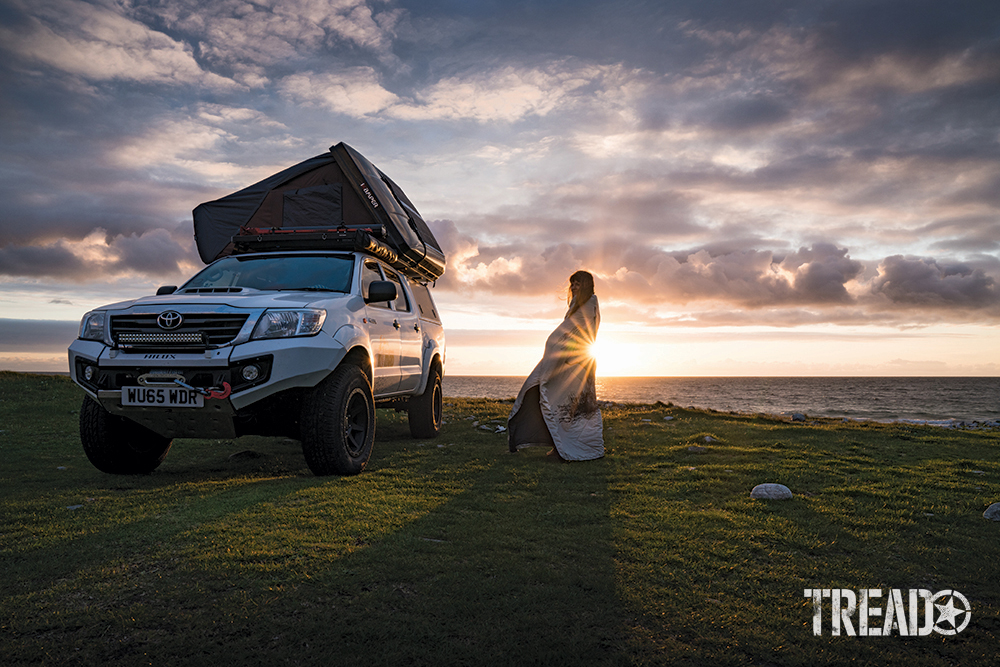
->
68;142;447;476
68;249;445;476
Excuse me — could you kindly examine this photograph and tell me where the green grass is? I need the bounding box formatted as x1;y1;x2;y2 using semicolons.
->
1;371;998;665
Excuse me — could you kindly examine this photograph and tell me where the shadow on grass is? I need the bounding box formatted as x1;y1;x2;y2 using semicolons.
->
4;410;632;666
276;450;629;666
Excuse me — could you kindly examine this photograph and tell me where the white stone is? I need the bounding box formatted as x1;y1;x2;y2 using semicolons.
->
751;483;793;500
984;503;1000;521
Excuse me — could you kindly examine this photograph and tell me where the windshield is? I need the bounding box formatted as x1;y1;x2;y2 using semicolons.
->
183;254;355;292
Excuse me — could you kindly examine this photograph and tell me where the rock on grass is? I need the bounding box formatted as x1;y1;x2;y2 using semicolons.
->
751;483;793;500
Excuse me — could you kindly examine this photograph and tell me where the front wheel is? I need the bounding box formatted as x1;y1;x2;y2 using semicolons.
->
79;396;173;474
408;363;443;439
300;364;375;476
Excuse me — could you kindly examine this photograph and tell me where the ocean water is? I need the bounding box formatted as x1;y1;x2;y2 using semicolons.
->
442;376;1000;423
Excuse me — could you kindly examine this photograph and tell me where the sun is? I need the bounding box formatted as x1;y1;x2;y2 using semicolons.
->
589;337;639;377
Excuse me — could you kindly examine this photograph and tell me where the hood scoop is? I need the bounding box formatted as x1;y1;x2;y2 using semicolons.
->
181;287;246;294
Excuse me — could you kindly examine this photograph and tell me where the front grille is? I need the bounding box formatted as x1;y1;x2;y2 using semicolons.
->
111;313;249;348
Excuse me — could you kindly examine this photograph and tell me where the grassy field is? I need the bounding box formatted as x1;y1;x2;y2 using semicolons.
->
1;370;998;666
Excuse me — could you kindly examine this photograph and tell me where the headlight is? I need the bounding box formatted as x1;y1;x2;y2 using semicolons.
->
79;311;106;341
251;309;327;340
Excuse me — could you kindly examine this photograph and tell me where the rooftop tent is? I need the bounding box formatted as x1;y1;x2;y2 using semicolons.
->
192;143;446;283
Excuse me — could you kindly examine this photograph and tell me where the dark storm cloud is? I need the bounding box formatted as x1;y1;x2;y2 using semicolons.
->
0;230;195;280
0;243;86;278
108;229;194;276
872;255;998;308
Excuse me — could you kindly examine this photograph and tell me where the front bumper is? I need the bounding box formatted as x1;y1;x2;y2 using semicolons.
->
68;335;348;438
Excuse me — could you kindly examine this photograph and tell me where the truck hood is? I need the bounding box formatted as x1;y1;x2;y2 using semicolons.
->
96;289;359;312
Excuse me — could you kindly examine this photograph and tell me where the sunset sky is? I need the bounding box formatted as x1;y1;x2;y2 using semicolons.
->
1;0;998;377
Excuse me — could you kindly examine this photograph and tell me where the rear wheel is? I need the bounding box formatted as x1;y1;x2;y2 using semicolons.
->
79;396;173;474
408;362;443;438
301;364;375;475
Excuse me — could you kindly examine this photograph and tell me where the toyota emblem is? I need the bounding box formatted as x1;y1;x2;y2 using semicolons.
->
157;311;183;330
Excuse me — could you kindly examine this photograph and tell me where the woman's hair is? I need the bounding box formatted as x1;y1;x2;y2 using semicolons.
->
566;270;595;317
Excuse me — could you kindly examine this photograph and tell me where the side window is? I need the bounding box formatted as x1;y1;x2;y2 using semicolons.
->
382;268;411;312
361;259;389;309
410;284;440;323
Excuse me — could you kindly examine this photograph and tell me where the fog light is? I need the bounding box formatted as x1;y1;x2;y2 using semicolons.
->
241;365;261;382
84;366;95;381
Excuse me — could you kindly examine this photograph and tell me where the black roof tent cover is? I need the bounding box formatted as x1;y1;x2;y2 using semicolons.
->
193;143;446;283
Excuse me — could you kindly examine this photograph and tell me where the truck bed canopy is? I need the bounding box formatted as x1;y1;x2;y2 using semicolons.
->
193;143;446;283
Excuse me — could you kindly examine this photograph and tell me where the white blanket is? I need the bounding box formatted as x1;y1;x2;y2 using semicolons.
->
508;295;604;461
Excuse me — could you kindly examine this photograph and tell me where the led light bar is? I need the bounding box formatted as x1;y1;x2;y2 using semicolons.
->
117;332;205;345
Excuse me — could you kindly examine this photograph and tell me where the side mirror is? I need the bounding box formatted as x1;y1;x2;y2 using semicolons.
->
365;280;397;304
156;285;178;295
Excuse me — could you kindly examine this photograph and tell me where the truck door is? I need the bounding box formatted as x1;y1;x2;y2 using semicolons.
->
383;267;422;393
361;258;400;395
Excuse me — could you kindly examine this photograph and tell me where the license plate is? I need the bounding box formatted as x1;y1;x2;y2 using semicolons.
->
121;386;205;408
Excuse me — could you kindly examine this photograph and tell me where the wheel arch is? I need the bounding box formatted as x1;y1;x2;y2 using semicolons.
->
339;346;373;387
331;323;374;387
413;348;444;396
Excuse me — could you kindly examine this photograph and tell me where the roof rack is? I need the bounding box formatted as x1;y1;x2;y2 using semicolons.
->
231;226;398;265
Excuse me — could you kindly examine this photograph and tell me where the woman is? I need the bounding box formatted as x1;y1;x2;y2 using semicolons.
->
507;271;604;461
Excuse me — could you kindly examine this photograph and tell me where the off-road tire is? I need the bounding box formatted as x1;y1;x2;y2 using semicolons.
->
408;362;443;439
300;364;375;475
79;396;173;474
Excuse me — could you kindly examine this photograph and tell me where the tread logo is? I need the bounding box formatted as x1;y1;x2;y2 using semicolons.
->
804;589;971;636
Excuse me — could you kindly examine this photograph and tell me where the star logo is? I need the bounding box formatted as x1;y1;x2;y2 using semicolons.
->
931;590;972;635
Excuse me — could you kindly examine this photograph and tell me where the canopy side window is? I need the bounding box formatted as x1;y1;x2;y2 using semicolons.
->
409;284;440;323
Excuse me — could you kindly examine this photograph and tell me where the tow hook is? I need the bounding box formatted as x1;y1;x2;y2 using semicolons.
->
173;378;232;400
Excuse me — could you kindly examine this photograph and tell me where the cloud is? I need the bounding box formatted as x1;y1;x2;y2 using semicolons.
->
279;69;400;117
136;0;404;80
387;64;601;123
106;105;299;185
0;242;86;278
707;95;791;132
0;229;197;282
107;228;195;277
0;0;998;345
0;0;236;88
428;215;1000;324
0;100;306;265
872;255;999;309
279;61;631;123
815;0;1000;60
